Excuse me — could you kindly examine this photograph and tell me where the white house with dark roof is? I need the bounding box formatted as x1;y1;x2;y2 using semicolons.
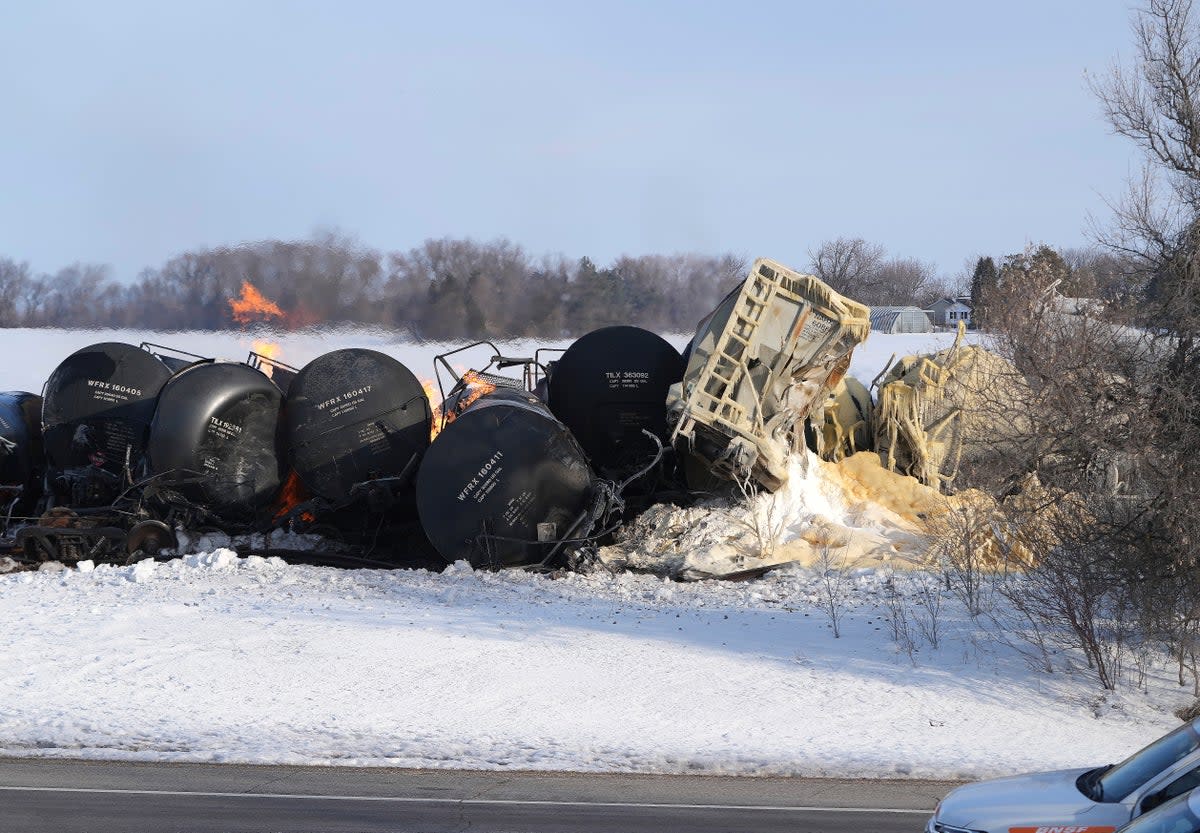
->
926;296;973;328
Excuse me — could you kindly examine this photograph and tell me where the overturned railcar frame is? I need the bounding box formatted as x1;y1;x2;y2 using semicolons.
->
669;258;871;492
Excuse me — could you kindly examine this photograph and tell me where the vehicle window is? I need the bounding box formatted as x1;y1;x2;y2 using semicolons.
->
1120;792;1200;833
1144;767;1200;814
1099;722;1200;802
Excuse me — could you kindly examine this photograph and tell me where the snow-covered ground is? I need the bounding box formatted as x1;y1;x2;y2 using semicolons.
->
7;324;1160;781
0;550;1184;777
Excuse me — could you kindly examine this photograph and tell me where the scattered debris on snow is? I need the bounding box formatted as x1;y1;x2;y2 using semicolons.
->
598;450;981;579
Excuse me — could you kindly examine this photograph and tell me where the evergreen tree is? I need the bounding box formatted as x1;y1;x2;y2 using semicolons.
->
969;256;997;329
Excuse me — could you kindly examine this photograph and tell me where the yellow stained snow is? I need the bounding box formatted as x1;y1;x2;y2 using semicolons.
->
767;452;937;570
875;326;1029;491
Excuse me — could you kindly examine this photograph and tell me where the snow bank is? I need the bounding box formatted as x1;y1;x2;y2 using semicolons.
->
0;551;1182;778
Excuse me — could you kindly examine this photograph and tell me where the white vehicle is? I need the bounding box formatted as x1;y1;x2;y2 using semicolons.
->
1118;789;1200;833
927;717;1200;833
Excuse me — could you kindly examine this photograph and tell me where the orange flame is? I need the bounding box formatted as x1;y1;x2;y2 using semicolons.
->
252;340;282;379
273;470;315;524
427;371;497;442
230;281;284;325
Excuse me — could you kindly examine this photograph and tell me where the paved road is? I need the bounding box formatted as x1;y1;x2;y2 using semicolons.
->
0;758;956;832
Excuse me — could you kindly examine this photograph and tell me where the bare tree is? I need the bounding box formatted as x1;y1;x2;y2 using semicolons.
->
815;545;851;638
912;575;945;651
915;271;958;310
1059;246;1141;300
883;575;917;663
807;238;886;303
807;239;947;307
875;256;938;307
1093;0;1200;235
1090;0;1200;330
997;508;1135;691
0;258;30;324
930;501;999;617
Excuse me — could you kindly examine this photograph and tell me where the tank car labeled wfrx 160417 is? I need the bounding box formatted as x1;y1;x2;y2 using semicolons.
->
268;347;442;565
284;348;431;509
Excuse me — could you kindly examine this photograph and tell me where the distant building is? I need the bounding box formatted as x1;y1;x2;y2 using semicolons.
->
1046;293;1104;317
869;306;933;334
927;296;973;328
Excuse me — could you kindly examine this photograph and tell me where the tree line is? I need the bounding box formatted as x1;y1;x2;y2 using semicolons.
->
0;236;747;337
0;229;1137;336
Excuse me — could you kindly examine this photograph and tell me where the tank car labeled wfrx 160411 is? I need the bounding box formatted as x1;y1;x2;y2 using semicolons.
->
416;388;600;569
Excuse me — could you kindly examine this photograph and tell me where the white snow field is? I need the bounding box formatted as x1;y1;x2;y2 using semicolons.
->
0;325;973;396
5;326;1180;780
0;552;1184;777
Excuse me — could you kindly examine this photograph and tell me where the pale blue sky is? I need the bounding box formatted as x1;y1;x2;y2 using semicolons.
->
0;1;1140;282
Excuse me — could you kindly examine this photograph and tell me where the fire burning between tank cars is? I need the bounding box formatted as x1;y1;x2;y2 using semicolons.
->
0;259;870;577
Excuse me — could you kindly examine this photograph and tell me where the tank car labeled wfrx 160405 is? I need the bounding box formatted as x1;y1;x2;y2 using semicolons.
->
41;342;174;507
3;342;297;564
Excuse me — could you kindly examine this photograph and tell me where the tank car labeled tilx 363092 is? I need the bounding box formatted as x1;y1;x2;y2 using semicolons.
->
544;325;684;483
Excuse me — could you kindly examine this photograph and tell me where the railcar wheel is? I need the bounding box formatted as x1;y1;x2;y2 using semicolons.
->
126;520;176;558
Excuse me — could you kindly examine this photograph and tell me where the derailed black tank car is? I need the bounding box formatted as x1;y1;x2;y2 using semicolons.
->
546;325;684;477
284;348;431;506
146;361;284;518
417;389;595;568
41;342;173;506
0;392;44;516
